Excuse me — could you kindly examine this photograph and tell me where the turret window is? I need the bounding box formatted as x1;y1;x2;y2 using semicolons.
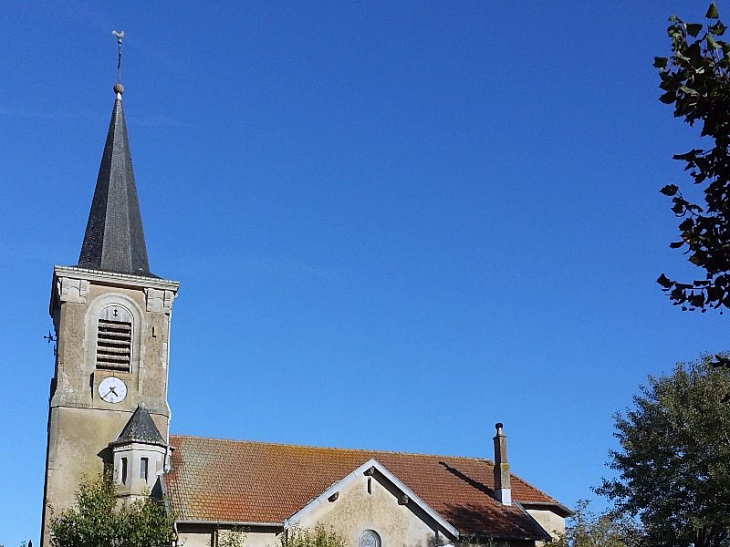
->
121;457;128;484
96;306;132;371
140;457;149;481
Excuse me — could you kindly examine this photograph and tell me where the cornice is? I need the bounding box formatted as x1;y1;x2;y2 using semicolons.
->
53;265;179;291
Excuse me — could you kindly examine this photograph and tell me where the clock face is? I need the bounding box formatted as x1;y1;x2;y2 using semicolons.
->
98;377;127;404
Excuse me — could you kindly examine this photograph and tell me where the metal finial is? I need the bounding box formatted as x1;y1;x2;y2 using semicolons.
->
112;30;125;84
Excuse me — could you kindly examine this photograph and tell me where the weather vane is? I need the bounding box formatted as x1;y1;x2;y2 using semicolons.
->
44;330;57;356
112;30;125;83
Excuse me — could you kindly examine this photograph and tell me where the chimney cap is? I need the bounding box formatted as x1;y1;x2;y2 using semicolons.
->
495;422;504;433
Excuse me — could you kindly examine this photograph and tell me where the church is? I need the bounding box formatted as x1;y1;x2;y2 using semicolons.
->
40;79;571;547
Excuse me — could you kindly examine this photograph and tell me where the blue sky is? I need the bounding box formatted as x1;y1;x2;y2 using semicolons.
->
1;0;727;544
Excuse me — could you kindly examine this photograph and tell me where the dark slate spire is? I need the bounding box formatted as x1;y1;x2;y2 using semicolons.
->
77;84;153;276
113;405;166;446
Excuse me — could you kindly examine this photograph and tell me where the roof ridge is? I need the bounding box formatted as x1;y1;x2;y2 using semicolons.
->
170;433;491;462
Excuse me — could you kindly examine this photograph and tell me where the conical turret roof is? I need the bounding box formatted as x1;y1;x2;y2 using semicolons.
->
114;404;166;446
77;85;153;276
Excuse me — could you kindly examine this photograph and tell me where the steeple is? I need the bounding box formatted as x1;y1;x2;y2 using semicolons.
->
42;38;179;546
77;83;153;277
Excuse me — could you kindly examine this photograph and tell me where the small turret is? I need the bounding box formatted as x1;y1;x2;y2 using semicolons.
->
110;405;169;499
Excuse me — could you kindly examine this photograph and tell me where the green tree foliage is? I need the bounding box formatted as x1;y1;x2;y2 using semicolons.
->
280;525;346;547
456;538;497;547
596;357;730;547
655;3;730;312
219;528;247;547
49;476;175;547
552;500;643;547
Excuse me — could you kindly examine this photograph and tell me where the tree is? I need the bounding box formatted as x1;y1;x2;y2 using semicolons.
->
655;3;730;312
552;500;643;547
218;528;247;547
49;476;175;547
280;525;346;547
596;357;730;547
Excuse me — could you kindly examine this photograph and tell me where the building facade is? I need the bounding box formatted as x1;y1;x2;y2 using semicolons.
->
41;82;570;547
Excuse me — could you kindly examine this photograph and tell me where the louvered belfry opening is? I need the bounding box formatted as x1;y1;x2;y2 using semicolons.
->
97;306;132;371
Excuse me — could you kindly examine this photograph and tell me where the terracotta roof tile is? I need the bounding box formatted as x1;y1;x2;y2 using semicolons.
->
166;435;564;540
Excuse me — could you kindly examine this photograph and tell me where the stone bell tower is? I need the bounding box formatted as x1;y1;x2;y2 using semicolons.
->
40;82;179;545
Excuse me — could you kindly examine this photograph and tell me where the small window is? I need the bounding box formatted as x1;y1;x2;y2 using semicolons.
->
359;531;380;547
121;457;128;484
140;457;149;481
97;306;132;371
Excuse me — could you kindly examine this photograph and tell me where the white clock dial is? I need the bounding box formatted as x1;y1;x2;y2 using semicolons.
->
98;377;127;404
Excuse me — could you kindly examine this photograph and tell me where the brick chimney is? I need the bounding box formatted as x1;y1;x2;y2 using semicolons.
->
493;422;511;505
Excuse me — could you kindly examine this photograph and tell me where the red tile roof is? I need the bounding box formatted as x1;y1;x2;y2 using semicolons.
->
166;435;567;541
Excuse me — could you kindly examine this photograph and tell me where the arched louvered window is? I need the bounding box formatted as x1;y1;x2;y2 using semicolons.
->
96;305;132;371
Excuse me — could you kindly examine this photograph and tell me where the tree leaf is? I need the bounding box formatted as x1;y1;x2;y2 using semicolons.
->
687;23;703;37
707;3;719;19
678;218;694;231
709;20;728;36
659;90;677;104
707;34;721;49
660;184;679;196
657;273;674;288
